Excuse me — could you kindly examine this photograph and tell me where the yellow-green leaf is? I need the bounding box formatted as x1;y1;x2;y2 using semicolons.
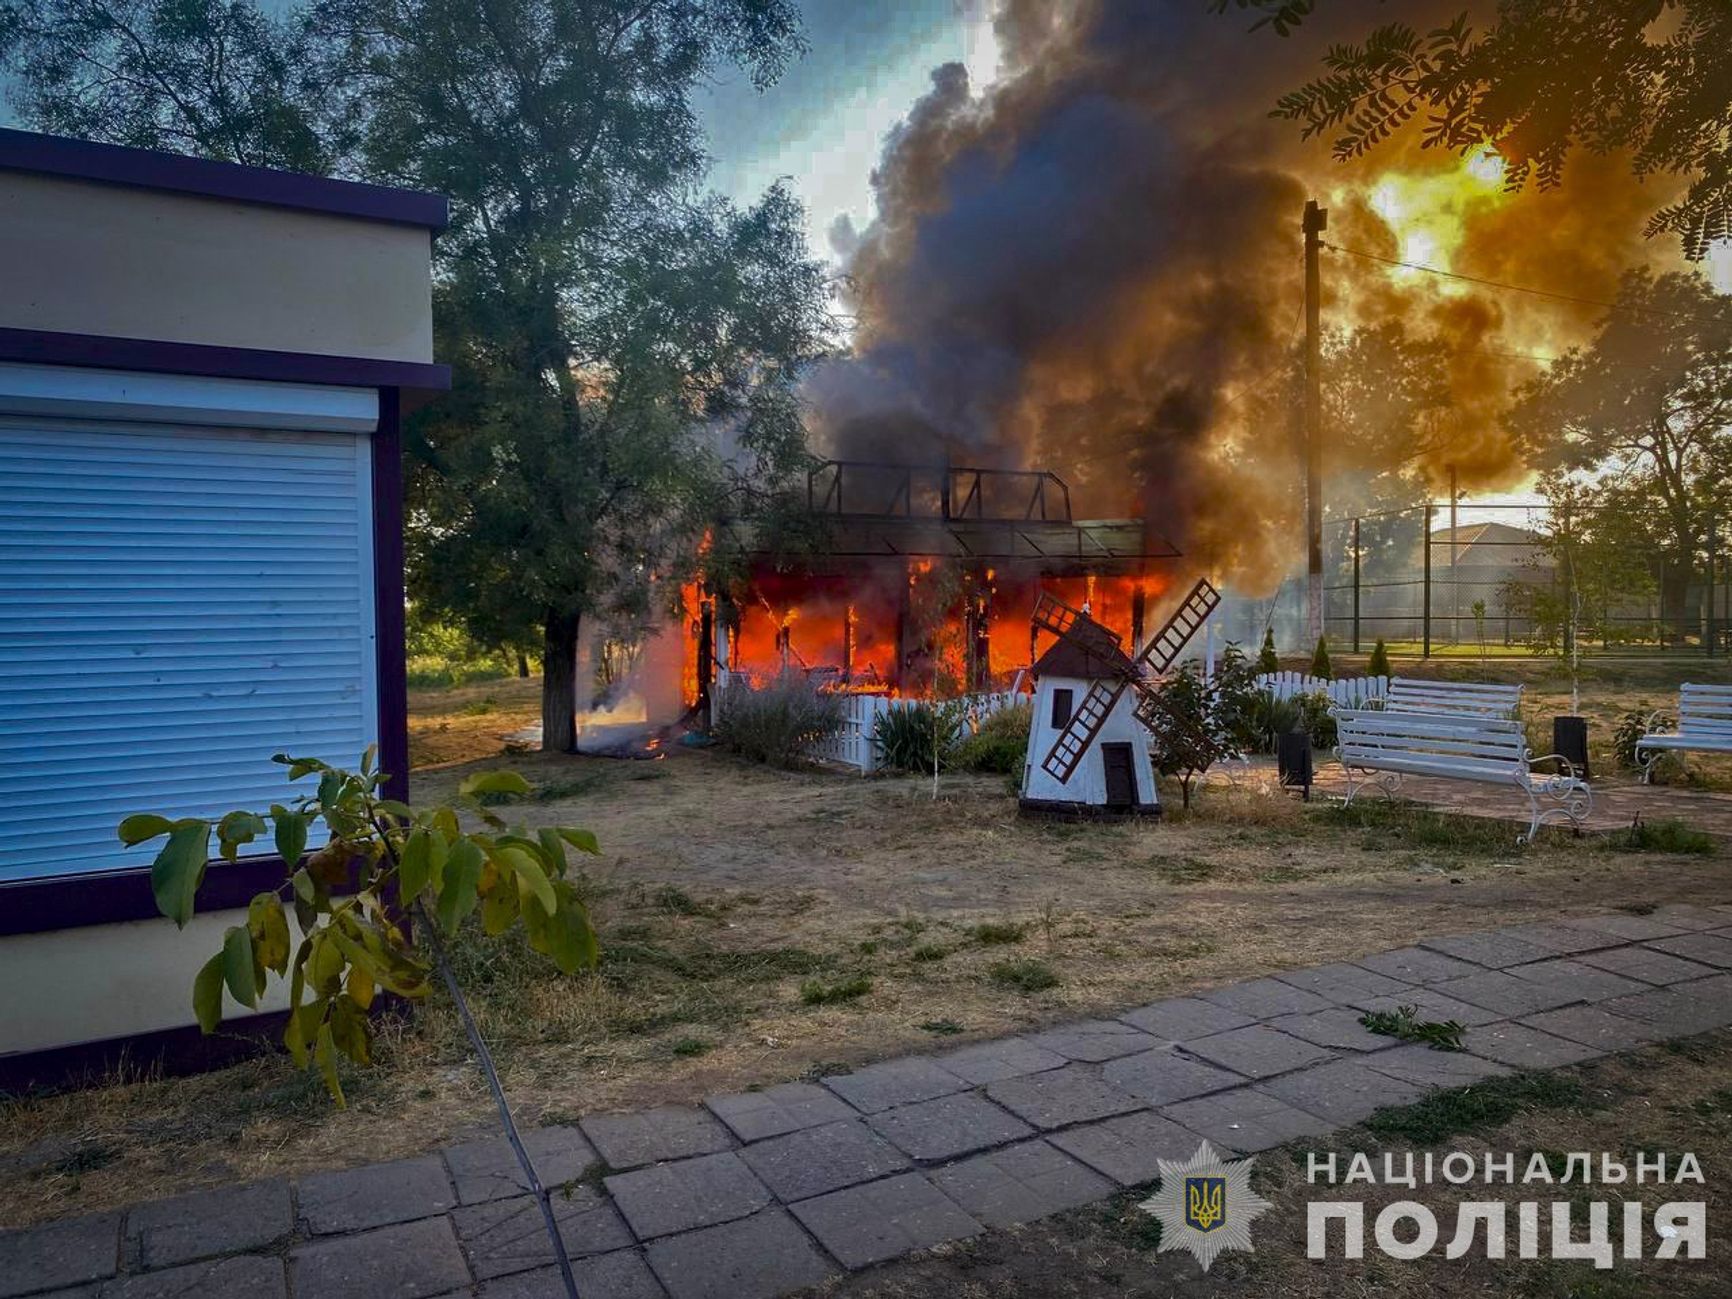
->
499;847;555;915
217;811;267;863
222;926;259;1009
436;839;484;933
458;770;531;800
151;820;212;928
556;827;601;856
192;952;226;1034
309;931;345;993
330;994;373;1066
525;881;601;975
346;965;376;1011
398;827;432;900
481;881;518;936
274;808;309;867
314;1022;345;1106
536;828;568;877
118;813;174;847
248;893;292;975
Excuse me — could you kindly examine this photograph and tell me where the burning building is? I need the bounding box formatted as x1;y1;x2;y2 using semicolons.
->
700;457;1181;705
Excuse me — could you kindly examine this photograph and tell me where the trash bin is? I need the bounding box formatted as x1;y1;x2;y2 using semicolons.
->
1552;715;1590;782
1277;730;1313;801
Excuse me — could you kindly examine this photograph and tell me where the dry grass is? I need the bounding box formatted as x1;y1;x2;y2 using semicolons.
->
808;1030;1732;1297
4;672;1730;1231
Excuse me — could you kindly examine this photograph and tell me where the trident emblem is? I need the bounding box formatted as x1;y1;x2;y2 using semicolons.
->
1184;1176;1226;1232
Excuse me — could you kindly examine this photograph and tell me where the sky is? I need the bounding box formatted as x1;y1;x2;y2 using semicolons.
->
692;0;999;261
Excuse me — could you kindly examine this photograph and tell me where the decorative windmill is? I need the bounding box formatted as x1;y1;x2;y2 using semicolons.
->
1018;579;1220;816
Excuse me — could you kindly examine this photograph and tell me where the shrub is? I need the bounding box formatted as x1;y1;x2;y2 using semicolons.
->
1309;635;1333;679
1297;690;1336;749
988;958;1060;993
1256;628;1280;673
1613;708;1667;769
1250;692;1305;754
872;700;963;773
1211;642;1263;754
800;974;873;1005
953;702;1032;774
714;671;845;768
971;921;1026;945
1367;637;1391;678
1607;818;1716;855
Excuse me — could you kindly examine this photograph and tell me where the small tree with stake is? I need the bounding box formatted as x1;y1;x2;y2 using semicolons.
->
121;747;600;1297
1142;665;1233;810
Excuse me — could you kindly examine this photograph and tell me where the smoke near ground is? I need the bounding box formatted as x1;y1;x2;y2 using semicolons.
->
808;0;1689;592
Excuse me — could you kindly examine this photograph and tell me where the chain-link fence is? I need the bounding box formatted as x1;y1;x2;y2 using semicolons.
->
1319;501;1731;658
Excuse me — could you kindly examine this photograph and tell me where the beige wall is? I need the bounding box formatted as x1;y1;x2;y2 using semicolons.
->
0;172;434;362
0;905;303;1057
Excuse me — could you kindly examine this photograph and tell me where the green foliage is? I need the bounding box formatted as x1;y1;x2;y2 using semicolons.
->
1367;637;1391;679
121;748;600;1105
713;672;845;768
970;922;1026;946
1363;1072;1599;1147
1606;818;1716;856
1308;636;1332;680
0;0;832;754
988;958;1060;993
799;974;872;1005
1142;665;1234;809
1256;628;1280;674
1210;641;1264;754
872;700;964;774
1296;690;1336;749
1254;1;1732;259
1359;1004;1465;1051
1612;710;1665;769
952;702;1031;774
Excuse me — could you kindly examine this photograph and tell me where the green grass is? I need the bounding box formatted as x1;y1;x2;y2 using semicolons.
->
988;958;1061;993
649;885;718;918
1145;856;1217;884
667;1036;711;1058
1362;1071;1600;1146
918;1018;965;1035
800;975;874;1005
971;921;1027;945
1359;1004;1466;1051
910;943;951;962
1604;817;1717;855
1323;801;1523;854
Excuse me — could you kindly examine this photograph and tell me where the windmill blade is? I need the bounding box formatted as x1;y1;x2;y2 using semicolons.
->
1134;579;1221;676
1031;590;1085;639
1040;677;1127;784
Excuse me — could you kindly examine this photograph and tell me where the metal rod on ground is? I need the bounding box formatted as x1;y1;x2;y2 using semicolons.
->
417;901;581;1299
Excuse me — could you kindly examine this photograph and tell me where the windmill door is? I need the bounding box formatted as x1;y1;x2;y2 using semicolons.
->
1101;743;1136;808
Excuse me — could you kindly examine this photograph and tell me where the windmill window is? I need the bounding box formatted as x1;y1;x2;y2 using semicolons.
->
1051;688;1074;728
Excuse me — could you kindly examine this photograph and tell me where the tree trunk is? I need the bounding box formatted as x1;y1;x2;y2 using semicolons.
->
542;609;581;753
1660;559;1692;648
516;650;530;679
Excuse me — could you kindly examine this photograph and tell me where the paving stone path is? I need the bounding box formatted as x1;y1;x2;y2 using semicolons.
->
7;903;1732;1299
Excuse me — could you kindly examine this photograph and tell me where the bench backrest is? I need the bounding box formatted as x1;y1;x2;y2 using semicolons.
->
1386;677;1523;718
1335;708;1529;772
1678;684;1732;738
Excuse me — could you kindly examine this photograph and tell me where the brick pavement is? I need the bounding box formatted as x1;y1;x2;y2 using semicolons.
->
6;902;1731;1299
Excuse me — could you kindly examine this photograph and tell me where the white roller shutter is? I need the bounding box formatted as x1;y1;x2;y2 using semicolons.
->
0;371;378;883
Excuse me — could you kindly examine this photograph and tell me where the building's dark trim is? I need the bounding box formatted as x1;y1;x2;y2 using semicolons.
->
0;856;295;937
0;1012;290;1097
0;127;448;231
373;388;411;807
0;327;450;394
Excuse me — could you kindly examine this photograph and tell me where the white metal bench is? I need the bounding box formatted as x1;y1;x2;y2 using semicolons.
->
1385;677;1523;719
1334;708;1590;843
1635;684;1732;782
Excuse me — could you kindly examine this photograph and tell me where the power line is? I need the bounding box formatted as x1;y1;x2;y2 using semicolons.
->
1323;242;1728;325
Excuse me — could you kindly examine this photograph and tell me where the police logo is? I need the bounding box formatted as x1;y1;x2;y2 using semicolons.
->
1139;1141;1271;1271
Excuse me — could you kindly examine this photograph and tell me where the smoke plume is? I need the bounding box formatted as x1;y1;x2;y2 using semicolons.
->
811;0;1687;592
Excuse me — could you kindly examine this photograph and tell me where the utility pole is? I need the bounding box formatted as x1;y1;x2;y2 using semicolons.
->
1303;200;1327;647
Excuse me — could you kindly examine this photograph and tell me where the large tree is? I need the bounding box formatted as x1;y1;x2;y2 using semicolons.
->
1;0;834;751
1217;0;1732;259
1507;270;1732;639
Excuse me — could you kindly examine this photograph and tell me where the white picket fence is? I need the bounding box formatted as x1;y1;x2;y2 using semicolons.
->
1255;671;1388;709
713;670;1025;773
